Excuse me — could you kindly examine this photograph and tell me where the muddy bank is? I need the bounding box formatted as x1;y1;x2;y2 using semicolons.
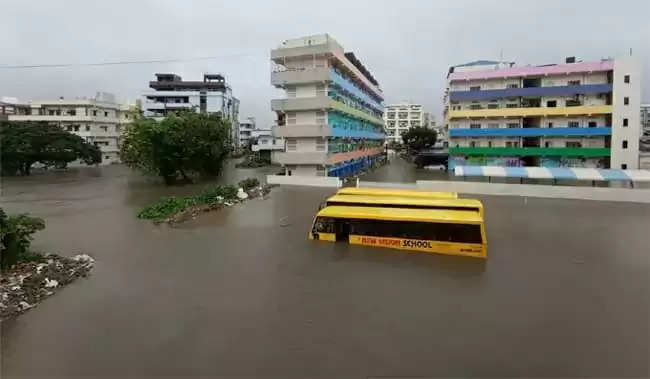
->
0;254;94;320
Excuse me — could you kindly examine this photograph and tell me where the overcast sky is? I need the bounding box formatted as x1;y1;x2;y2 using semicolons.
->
2;0;648;127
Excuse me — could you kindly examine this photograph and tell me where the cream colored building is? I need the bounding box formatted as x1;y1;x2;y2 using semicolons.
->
9;93;136;164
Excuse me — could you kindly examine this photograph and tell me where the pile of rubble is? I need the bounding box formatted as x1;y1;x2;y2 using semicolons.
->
0;254;95;320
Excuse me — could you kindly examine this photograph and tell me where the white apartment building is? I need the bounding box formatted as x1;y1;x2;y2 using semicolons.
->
383;103;425;144
445;57;640;169
8;92;135;164
271;34;385;177
251;128;284;163
238;117;255;149
141;73;240;148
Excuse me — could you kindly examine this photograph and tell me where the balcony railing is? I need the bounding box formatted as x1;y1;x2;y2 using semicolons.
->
449;147;610;157
449;105;612;119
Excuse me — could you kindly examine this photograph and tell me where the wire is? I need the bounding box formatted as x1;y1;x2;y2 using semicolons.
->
0;52;265;69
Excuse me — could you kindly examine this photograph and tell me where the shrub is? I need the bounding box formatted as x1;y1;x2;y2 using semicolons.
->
137;197;191;221
0;208;46;270
238;177;260;191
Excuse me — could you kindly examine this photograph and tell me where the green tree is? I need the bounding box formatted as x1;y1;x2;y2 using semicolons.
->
120;111;232;184
0;121;102;176
0;208;46;270
401;126;437;153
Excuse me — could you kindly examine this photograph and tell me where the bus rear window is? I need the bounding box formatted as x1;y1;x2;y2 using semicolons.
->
348;219;482;244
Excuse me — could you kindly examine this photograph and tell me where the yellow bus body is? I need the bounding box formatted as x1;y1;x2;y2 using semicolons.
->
336;187;458;199
325;194;484;217
309;205;487;259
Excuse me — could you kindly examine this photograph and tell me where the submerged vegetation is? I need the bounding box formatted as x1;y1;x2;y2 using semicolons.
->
137;177;268;223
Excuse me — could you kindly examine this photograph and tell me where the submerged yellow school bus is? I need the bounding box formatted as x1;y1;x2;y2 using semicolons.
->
324;194;484;217
309;205;487;258
336;187;458;199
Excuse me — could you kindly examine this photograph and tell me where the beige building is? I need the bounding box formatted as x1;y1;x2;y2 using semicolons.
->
8;93;136;164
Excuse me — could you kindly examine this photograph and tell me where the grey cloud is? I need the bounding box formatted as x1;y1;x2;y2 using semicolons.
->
1;0;648;128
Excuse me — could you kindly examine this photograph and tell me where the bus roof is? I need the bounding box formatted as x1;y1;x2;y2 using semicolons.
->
337;187;458;199
317;206;483;224
326;194;482;210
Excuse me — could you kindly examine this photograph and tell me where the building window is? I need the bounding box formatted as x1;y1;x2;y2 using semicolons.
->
93;110;97;116
622;140;628;149
568;121;580;128
566;141;582;148
316;139;326;151
488;123;499;128
85;125;90;131
287;111;296;125
470;123;481;129
624;97;629;105
507;84;518;89
588;121;597;128
568;80;581;86
545;141;551;148
316;111;325;124
73;125;80;132
470;104;482;110
116;125;121;132
100;126;108;132
548;122;553;128
104;111;108;117
487;103;499;109
469;86;481;91
506;103;518;108
547;100;557;108
287;87;296;98
488;141;492;148
624;75;630;83
286;139;297;151
507;123;519;128
387;112;395;119
68;109;77;116
623;118;628;127
621;163;627;169
470;141;476;147
66;125;73;131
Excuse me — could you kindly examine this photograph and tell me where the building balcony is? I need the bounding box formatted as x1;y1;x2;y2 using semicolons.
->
448;105;612;119
271;39;383;101
271;67;330;87
274;124;332;137
9;115;94;122
449;83;613;102
329;69;383;111
330;101;384;126
274;151;328;165
271;97;383;126
271;96;332;112
327;147;384;165
449;127;612;138
449;147;611;157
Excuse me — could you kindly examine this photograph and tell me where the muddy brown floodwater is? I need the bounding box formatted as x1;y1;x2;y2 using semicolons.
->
1;160;648;378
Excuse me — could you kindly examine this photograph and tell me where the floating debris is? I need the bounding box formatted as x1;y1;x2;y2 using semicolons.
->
0;254;95;320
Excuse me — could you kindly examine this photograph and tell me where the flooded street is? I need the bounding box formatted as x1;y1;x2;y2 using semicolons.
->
1;160;648;378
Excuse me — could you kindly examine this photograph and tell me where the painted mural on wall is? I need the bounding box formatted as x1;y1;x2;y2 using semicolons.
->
540;157;606;168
